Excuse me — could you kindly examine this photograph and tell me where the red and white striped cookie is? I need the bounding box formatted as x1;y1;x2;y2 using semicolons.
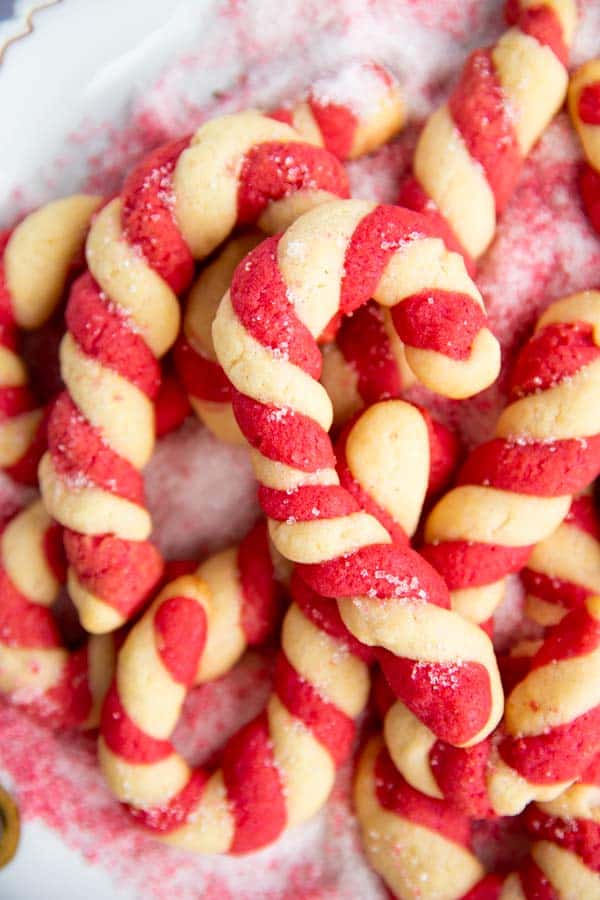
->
384;595;600;818
400;0;576;264
504;756;600;898
422;291;600;631
97;393;456;851
38;113;350;634
569;59;600;235
177;64;405;444
271;60;405;161
99;573;371;854
0;195;100;484
354;736;496;900
0;500;115;728
213;198;503;747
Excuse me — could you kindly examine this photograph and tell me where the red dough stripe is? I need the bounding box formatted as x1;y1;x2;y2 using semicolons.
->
521;569;591;613
63;530;163;619
335;303;402;405
524;805;600;874
373;745;473;847
307;98;357;161
230;237;322;378
154;595;207;686
458;436;600;497
259;484;360;522
101;683;173;763
66;273;160;398
515;857;558;900
42;647;94;730
392;289;486;361
448;48;521;213
299;542;450;608
510;322;600;397
48;393;145;505
421;540;532;589
0;568;62;648
340;205;435;315
236;142;349;226
222;712;287;854
173;337;232;403
233;392;335;471
505;0;569;65
579;83;600;125
379;652;494;748
274;653;355;765
121;137;194;294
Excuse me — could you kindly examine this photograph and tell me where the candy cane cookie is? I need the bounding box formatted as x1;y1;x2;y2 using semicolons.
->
504;757;600;899
522;489;600;627
97;392;457;850
354;736;492;900
399;0;576;263
383;595;600;819
178;65;405;445
270;60;405;161
0;500;115;729
0;195;101;484
569;60;600;235
38;116;350;635
422;291;600;631
213;198;503;746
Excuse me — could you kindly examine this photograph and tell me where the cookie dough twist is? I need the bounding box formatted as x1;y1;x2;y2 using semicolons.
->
569;60;600;235
0;195;100;483
0;500;115;728
39;116;350;634
504;757;600;898
400;0;576;263
354;736;492;900
213;199;502;746
384;595;600;818
422;291;600;630
270;60;405;161
98;396;455;851
177;65;405;445
99;571;371;854
522;489;600;626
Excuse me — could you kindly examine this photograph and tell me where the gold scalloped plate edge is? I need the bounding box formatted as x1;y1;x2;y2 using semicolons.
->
0;1;63;65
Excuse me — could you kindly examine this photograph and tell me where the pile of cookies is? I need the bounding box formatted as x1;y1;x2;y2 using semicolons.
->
1;2;599;896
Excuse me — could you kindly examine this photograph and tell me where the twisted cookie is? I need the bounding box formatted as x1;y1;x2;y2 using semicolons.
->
0;195;100;483
384;595;600;818
355;736;600;899
270;60;405;161
178;65;405;444
569;60;600;234
214;198;503;746
0;500;115;728
98;395;455;850
422;291;600;630
39;115;350;633
354;736;489;900
400;0;576;263
506;756;600;898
